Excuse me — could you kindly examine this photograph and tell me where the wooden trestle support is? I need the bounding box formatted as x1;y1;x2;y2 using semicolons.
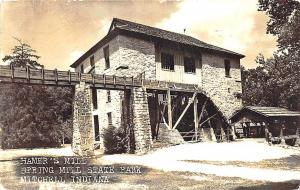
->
0;65;232;155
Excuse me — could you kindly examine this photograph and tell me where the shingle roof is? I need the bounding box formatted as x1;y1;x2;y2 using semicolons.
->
245;106;300;117
111;18;245;58
71;18;245;68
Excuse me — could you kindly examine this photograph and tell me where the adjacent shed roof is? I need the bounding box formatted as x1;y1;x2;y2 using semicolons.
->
245;106;300;117
71;18;245;68
230;106;300;122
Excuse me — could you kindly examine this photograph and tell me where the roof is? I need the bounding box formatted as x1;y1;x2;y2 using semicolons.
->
245;106;300;117
71;18;245;68
231;106;300;120
110;18;245;57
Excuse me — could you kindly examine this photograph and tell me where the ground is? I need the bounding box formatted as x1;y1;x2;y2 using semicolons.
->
0;139;300;190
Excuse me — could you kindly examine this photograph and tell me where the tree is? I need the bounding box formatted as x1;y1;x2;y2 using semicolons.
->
242;0;300;111
258;0;300;56
1;39;73;149
2;38;43;69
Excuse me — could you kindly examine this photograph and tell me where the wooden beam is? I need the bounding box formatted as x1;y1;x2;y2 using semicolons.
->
155;91;159;139
199;113;217;127
173;92;197;130
157;97;168;130
198;98;208;125
194;96;198;141
160;109;168;127
167;89;172;129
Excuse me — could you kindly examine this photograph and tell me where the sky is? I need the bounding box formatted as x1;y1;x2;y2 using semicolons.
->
0;0;277;70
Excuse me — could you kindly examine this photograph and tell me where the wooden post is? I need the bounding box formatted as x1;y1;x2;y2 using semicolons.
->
123;76;126;89
54;68;58;84
10;64;14;79
113;75;116;86
173;92;197;129
167;89;172;130
194;96;198;141
68;70;71;83
78;72;81;82
103;74;106;86
131;76;134;87
26;66;30;81
41;68;45;83
155;91;160;139
198;98;208;125
91;73;94;84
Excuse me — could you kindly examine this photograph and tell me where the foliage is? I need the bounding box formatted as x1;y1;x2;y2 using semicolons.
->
103;125;128;154
242;0;300;111
242;56;300;110
1;38;73;149
258;0;300;56
0;84;73;148
2;38;43;69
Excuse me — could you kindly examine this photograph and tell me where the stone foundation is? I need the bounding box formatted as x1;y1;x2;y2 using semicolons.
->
158;124;184;145
72;82;94;156
131;88;152;154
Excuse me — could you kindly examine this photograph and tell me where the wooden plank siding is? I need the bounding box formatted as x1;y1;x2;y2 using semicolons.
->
155;46;202;85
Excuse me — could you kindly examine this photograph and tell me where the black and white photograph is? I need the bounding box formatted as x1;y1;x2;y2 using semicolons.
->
0;0;299;189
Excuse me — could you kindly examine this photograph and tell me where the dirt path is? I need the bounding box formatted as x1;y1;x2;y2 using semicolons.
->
0;139;300;189
102;139;300;182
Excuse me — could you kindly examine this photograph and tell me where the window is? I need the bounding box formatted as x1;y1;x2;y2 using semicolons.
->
224;59;231;77
90;55;95;67
161;53;174;71
184;57;195;73
107;90;111;103
104;46;110;69
92;88;97;110
107;112;112;127
80;64;84;73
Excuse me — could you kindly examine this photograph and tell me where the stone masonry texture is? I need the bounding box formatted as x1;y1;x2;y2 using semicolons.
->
75;33;243;154
131;88;153;154
72;82;94;156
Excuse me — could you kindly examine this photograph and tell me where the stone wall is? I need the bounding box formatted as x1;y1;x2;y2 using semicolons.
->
94;35;156;79
74;32;243;154
202;52;243;119
91;35;155;153
72;82;94;156
131;88;152;154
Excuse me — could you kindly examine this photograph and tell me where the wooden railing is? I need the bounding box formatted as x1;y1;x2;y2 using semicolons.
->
0;65;201;91
0;65;143;88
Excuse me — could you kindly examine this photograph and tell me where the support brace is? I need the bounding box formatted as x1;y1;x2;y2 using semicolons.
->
173;92;197;130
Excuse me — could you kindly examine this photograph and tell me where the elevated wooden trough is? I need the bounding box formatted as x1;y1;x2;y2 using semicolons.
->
0;65;201;92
